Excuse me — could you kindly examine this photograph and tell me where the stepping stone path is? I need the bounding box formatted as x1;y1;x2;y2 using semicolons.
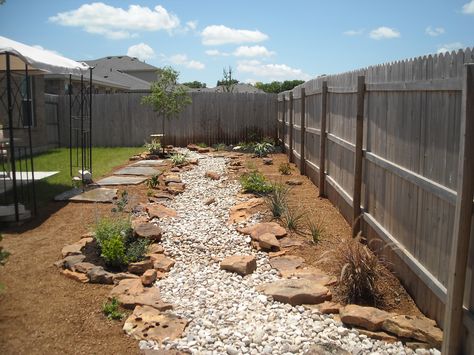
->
96;175;147;186
138;149;421;354
131;160;167;167
114;166;162;176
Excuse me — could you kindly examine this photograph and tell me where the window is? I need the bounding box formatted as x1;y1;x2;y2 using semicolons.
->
20;76;35;127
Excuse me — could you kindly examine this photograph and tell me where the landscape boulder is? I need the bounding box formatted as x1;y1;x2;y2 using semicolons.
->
141;269;158;286
340;305;392;331
61;237;93;257
382;314;443;348
63;254;86;270
269;255;305;277
205;171;220;180
109;278;172;310
128;259;154;275
147;204;178;219
134;222;163;242
258;233;280;251
228;198;264;224
220;255;257;276
286;179;303;186
257;279;331;306
72;262;96;274
87;266;114;284
149;254;175;272
123;305;188;342
60;269;89;283
238;222;287;240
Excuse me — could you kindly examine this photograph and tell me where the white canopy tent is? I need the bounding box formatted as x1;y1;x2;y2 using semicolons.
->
0;36;93;222
0;36;90;75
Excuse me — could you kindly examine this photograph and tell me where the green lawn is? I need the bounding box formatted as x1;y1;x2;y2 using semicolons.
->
20;147;144;206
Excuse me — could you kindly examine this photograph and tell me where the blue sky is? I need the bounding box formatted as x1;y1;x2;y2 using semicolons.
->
1;0;473;87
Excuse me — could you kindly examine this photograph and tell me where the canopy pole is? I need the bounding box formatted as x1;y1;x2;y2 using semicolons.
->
25;62;36;216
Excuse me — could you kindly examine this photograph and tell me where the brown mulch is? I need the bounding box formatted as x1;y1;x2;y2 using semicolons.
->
0;150;423;355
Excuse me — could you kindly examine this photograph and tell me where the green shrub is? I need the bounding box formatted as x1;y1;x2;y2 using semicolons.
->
95;217;132;248
126;239;150;263
146;174;160;189
265;183;289;218
102;297;125;320
100;233;127;267
240;170;273;194
262;136;276;145
170;153;187;166
144;138;162;155
237;141;256;153
196;142;207;148
253;142;274;158
278;162;292;175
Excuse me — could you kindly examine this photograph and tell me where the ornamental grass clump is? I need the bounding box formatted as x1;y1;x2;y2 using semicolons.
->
253;142;274;158
170;152;187;166
306;216;325;244
240;170;273;194
278;162;292;175
331;235;387;305
265;183;289;218
144;138;162;155
282;207;306;233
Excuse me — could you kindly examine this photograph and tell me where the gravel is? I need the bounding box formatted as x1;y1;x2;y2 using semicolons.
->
140;149;440;355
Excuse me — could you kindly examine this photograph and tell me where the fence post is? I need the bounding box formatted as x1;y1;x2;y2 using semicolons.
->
300;87;306;175
282;95;286;151
289;91;294;163
319;81;328;197
442;64;474;355
352;75;366;237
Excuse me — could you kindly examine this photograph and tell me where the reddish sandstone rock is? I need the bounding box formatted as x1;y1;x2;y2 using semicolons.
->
61;269;89;283
228;198;264;224
257;279;331;306
147;204;178;219
238;222;287;240
220;255;257;276
134;222;163;242
382;315;443;348
340;305;392;332
205;171;220;180
269;255;305;277
141;269;158;286
258;233;281;251
149;254;175;272
128;259;154;275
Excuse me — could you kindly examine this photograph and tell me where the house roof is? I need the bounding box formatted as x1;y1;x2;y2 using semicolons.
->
89;66;152;91
45;73;129;90
84;55;158;72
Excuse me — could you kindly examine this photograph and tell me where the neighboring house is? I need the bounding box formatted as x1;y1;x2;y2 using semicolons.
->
44;55;158;94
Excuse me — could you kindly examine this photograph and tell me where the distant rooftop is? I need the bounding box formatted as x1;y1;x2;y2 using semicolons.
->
85;55;158;72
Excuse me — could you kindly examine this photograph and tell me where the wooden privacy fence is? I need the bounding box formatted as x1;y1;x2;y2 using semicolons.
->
56;91;277;147
277;48;474;353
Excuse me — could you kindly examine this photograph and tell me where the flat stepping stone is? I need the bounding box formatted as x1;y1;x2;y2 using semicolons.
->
96;176;147;186
109;278;172;310
69;188;118;203
238;222;287;240
130;160;166;167
269;255;305;277
340;304;392;331
220;255;257;275
114;166;161;176
123;305;188;342
257;279;331;306
279;237;304;248
54;187;83;201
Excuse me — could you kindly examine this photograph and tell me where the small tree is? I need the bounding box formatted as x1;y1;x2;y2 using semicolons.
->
141;66;192;148
217;66;239;92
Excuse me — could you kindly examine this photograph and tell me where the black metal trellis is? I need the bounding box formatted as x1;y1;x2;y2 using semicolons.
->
0;52;37;222
68;68;93;183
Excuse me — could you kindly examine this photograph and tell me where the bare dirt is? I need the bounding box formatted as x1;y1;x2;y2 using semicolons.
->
0;150;422;355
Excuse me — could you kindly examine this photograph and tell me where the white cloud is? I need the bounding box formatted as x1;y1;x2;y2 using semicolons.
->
462;0;474;14
201;25;268;45
168;54;205;70
186;20;197;30
205;49;230;56
237;60;311;81
127;43;155;61
425;26;445;37
369;26;400;40
343;29;364;36
437;42;464;54
32;45;62;56
233;45;275;57
49;3;180;39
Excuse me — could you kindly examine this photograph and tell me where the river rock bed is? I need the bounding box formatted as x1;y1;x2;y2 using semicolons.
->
140;149;438;355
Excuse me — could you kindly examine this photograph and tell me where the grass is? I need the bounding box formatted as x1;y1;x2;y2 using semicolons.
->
16;147;143;206
306;216;324;244
282;207;306;233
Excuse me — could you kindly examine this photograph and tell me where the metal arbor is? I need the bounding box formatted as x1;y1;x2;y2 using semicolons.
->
68;69;93;183
0;52;37;222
